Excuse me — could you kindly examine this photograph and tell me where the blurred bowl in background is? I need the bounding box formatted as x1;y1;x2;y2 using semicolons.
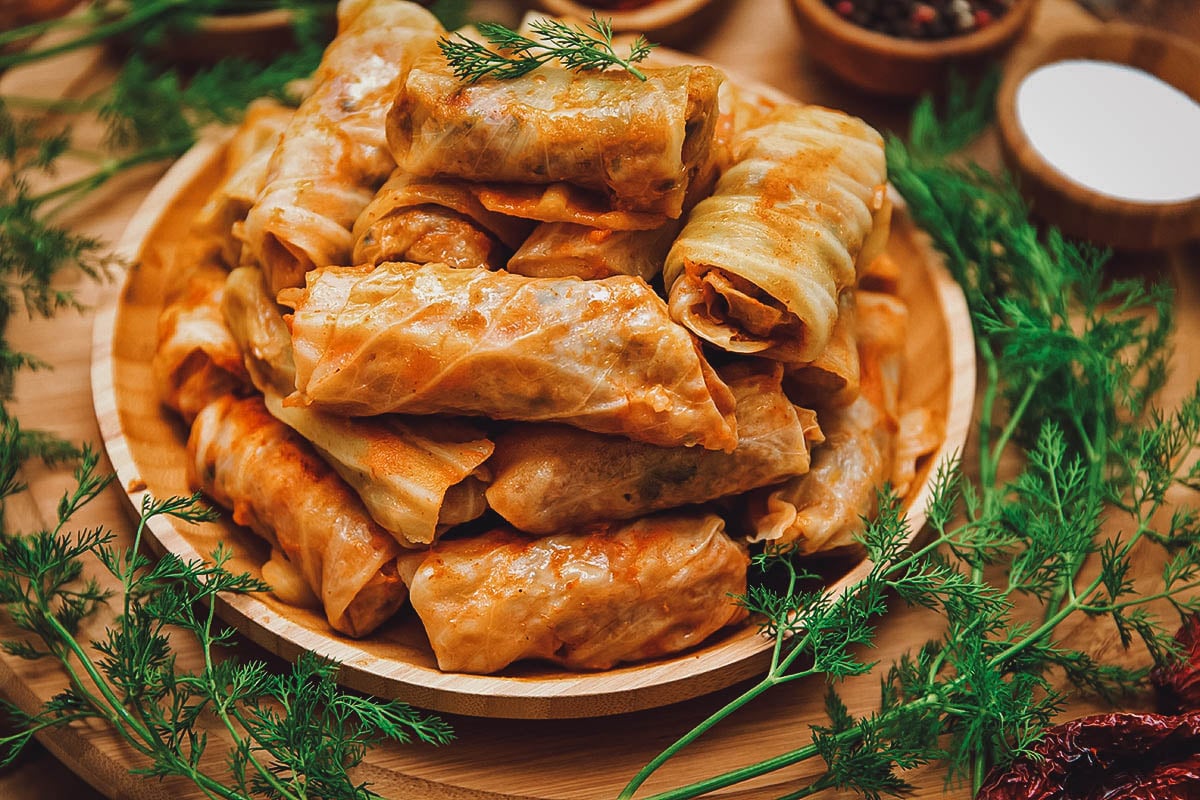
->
996;23;1200;250
103;5;336;66
178;9;301;62
534;0;728;48
788;0;1038;96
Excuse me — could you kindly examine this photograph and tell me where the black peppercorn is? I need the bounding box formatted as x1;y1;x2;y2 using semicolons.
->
823;0;1013;39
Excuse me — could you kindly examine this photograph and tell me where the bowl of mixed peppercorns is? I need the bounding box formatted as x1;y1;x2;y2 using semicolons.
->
789;0;1039;96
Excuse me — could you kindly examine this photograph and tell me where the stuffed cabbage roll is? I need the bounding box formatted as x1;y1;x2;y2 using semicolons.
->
388;54;722;226
192;98;294;268
220;266;296;396
220;267;493;546
397;513;749;673
486;361;820;534
782;292;860;407
188;395;407;637
505;160;719;281
746;291;908;553
351;171;531;269
240;0;442;294
153;260;249;422
663;104;890;363
263;393;493;547
504;220;675;281
280;262;738;451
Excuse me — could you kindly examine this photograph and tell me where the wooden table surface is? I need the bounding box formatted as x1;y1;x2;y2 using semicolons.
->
1;0;1198;798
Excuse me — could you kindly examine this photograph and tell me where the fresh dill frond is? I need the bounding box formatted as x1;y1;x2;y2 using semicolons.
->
438;13;655;84
0;440;452;799
620;73;1200;800
0;1;327;414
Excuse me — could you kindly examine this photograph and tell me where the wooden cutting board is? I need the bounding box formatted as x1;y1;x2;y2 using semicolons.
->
3;1;1198;798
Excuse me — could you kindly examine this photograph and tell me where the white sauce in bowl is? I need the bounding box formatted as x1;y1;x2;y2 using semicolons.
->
1015;59;1200;204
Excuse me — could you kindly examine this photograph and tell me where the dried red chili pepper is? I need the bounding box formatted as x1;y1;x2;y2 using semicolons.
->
976;711;1200;800
1153;614;1200;714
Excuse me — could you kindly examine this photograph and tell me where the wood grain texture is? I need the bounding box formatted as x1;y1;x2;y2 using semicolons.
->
1;1;1195;798
90;56;975;720
787;0;1039;96
996;22;1200;250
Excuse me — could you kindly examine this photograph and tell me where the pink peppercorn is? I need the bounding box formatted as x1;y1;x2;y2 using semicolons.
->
912;3;937;24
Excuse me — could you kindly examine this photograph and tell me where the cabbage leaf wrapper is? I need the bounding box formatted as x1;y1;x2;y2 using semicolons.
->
351;170;532;269
504;219;678;281
746;291;907;553
220;266;296;396
153;260;249;423
280;262;739;451
194;98;294;269
664;104;889;363
188;395;407;637
387;56;722;225
486;361;821;534
505;159;719;281
783;291;861;407
240;0;443;295
396;513;749;673
220;266;493;546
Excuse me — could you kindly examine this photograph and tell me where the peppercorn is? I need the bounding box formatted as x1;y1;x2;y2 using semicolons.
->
823;0;1013;40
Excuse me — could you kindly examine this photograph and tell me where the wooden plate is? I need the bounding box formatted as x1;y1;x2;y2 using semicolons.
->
91;81;975;722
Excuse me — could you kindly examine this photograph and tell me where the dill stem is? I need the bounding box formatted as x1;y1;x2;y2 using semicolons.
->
972;749;987;795
0;11;101;49
1042;416;1107;625
630;692;947;800
0;0;186;71
0;95;97;113
973;339;1002;582
31;140;188;211
990;372;1042;468
43;613;160;754
623;63;647;81
116;517;249;800
616;675;782;800
199;583;299;800
1080;580;1200;612
621;564;817;799
774;777;836;800
0;710;90;747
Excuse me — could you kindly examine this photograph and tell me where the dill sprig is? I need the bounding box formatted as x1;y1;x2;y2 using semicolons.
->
0;1;337;72
620;79;1200;800
0;4;328;418
0;427;452;799
438;14;656;84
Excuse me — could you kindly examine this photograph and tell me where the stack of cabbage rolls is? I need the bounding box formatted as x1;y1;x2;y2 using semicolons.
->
151;0;941;675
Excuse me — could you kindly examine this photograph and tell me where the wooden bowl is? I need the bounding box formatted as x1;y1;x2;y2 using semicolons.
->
106;7;329;64
788;0;1039;97
533;0;728;47
182;10;301;62
996;24;1200;250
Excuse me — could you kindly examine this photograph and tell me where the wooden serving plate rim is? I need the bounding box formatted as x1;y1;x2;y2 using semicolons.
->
90;73;976;721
